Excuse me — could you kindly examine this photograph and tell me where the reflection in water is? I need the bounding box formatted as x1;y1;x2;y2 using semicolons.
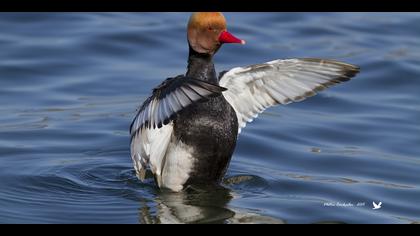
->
138;179;285;224
138;184;234;224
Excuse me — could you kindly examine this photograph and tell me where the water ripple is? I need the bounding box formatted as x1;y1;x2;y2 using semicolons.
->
0;12;419;223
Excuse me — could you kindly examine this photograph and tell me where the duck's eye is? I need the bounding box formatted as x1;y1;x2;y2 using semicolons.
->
208;26;213;31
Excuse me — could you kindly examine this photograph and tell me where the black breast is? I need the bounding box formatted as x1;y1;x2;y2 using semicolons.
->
173;95;238;186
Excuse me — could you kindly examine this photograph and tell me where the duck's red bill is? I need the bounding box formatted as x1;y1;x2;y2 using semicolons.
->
219;31;246;44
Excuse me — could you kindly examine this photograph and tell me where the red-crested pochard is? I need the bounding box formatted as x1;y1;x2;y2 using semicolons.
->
130;12;360;192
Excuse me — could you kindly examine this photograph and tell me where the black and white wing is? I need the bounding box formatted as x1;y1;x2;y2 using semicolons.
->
130;75;226;185
219;58;360;134
130;75;227;135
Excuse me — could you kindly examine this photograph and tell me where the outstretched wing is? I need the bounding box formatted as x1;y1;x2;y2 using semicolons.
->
130;75;226;185
219;58;360;134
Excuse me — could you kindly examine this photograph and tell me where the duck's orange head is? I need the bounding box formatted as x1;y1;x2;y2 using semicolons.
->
187;12;245;55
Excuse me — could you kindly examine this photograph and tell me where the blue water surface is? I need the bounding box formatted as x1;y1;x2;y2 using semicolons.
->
0;12;419;224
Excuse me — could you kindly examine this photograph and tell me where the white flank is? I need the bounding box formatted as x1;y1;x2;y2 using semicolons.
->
161;140;195;192
131;122;195;192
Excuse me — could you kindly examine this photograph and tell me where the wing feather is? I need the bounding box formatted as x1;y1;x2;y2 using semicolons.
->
130;75;226;136
219;58;360;134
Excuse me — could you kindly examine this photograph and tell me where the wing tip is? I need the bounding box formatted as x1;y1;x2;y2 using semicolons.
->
299;58;360;84
300;57;360;73
189;78;227;93
137;168;147;182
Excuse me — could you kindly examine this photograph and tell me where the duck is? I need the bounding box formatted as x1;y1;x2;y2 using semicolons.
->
130;12;360;192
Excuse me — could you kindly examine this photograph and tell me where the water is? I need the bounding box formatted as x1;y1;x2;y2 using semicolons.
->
0;12;419;224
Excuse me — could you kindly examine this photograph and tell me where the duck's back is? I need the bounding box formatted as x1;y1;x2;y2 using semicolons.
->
171;95;238;186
